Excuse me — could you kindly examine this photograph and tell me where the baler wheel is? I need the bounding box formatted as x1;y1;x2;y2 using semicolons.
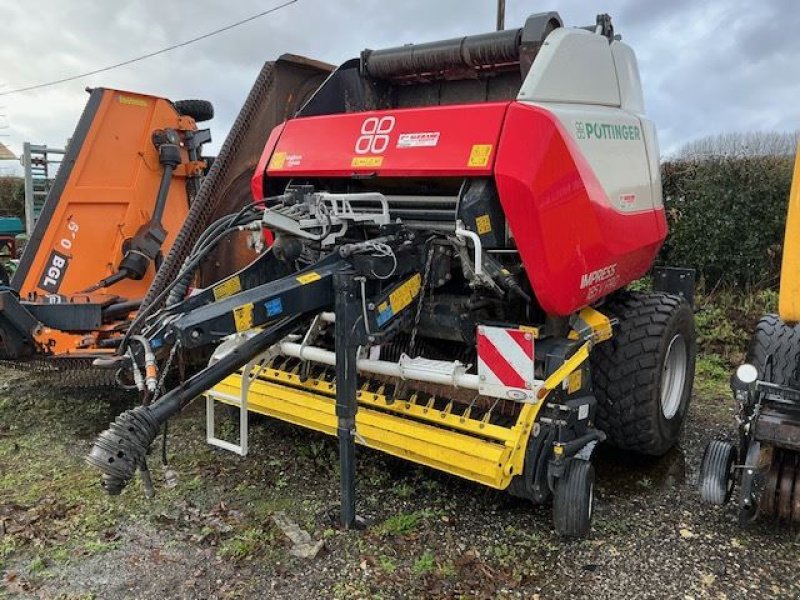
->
174;99;215;123
553;459;594;538
698;439;735;505
590;292;696;455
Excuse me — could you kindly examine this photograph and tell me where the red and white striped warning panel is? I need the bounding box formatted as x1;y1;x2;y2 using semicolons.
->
477;325;536;402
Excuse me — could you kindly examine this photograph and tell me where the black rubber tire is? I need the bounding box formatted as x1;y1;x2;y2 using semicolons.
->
698;439;735;505
553;459;594;538
174;99;214;123
591;291;696;456
745;314;800;387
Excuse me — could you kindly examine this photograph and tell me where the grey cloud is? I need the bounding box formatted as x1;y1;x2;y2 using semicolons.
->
0;0;797;167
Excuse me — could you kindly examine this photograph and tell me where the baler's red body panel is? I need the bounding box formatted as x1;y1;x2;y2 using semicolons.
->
494;103;665;314
253;101;666;316
261;103;507;179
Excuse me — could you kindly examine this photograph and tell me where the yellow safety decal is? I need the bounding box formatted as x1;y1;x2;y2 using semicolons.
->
233;303;254;332
118;95;147;107
567;369;583;394
519;325;540;339
269;151;287;169
296;272;321;285
475;214;492;235
389;274;422;315
378;301;389;313
351;156;383;168
213;276;242;301
468;144;493;167
543;342;590;392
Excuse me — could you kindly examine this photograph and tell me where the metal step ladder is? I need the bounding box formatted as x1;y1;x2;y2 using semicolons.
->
205;352;272;456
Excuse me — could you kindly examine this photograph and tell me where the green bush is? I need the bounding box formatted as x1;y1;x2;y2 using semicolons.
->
0;176;25;219
659;156;794;286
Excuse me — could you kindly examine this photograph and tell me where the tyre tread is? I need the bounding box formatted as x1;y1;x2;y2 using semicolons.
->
174;99;214;122
698;439;734;505
553;459;594;538
745;314;800;388
590;291;696;455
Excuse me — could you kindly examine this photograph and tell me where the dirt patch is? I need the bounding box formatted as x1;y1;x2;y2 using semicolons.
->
0;365;798;599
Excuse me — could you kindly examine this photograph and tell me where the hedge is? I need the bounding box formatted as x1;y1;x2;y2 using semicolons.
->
659;156;794;286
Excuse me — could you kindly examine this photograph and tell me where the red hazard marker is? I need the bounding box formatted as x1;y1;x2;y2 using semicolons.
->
477;325;536;402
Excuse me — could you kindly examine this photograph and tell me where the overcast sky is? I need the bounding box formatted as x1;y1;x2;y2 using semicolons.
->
1;0;798;175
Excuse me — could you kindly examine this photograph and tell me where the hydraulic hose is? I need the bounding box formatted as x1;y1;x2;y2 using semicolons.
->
557;430;607;457
118;203;265;352
103;299;142;319
164;209;260;307
151;163;175;224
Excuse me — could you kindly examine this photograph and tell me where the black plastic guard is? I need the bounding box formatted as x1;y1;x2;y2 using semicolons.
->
0;291;39;359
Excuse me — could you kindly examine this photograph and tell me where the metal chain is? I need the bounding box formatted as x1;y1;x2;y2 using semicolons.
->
409;243;435;355
152;341;180;401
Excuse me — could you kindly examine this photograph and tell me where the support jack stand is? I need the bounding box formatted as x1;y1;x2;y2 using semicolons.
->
333;271;364;530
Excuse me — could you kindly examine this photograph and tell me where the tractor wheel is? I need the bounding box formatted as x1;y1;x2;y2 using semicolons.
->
590;292;696;456
174;99;215;122
553;459;594;538
746;314;800;387
698;439;736;505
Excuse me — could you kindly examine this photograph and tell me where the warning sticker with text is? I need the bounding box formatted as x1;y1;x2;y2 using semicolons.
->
397;132;440;148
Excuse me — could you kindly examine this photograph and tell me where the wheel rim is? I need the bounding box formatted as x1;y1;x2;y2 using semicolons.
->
725;457;735;498
661;334;688;420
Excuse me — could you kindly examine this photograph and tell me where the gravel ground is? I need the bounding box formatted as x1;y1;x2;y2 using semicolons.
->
0;365;798;600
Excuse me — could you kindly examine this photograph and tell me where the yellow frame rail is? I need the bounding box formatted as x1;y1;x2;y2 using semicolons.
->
207;341;590;490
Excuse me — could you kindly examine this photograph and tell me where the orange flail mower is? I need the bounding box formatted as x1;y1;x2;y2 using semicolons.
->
1;88;212;365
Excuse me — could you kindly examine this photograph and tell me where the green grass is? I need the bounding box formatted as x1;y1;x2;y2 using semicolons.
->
391;481;414;499
0;536;18;560
375;510;434;536
218;528;268;560
82;540;122;555
0;373;228;571
377;555;397;573
694;353;731;397
594;514;634;536
412;551;436;575
27;555;47;574
217;526;284;563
